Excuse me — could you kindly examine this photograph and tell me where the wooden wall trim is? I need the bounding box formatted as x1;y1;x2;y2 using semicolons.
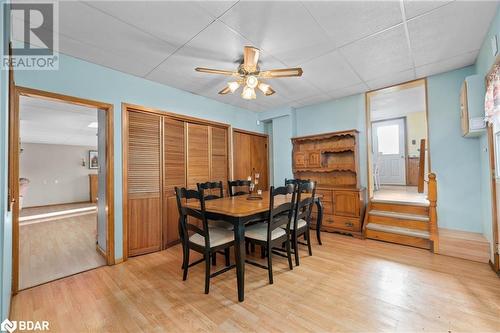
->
233;127;268;138
11;87;115;293
122;103;230;129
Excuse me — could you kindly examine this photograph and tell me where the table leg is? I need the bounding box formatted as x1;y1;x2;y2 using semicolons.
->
233;220;245;301
315;199;323;245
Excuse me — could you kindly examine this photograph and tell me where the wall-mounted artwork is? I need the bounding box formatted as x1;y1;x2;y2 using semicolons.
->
89;150;98;169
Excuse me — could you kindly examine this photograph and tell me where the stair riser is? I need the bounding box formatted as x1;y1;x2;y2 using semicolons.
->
366;229;431;250
368;215;429;231
371;202;429;215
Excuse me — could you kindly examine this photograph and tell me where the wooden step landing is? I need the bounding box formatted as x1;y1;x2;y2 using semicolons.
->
438;228;490;263
365;223;431;250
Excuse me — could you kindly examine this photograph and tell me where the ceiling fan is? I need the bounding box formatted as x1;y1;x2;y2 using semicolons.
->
195;46;303;100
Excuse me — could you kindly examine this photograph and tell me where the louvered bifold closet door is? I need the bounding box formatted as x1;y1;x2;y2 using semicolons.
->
163;118;185;248
186;123;210;189
210;127;228;195
127;111;162;256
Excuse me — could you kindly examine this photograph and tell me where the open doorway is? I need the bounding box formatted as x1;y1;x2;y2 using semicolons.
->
10;87;114;292
366;79;430;204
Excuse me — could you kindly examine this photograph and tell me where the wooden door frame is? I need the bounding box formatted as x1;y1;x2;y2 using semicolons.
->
121;103;232;261
486;55;500;273
232;128;269;188
365;78;431;198
10;86;115;293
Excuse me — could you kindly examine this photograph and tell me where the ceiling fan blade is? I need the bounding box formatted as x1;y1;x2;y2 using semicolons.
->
243;46;260;73
264;86;276;96
258;68;303;78
195;67;239;76
218;86;232;95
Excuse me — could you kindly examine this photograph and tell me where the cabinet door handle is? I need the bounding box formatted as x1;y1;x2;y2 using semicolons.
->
345;222;353;227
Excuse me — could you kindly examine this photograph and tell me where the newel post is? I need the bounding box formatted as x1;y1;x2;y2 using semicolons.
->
427;173;438;253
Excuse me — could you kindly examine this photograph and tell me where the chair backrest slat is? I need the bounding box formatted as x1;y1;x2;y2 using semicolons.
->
293;181;317;229
197;181;224;201
175;187;211;247
228;179;251;197
268;184;296;235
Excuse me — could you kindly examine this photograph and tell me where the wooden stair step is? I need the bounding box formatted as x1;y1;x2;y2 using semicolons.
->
366;223;430;239
371;198;429;207
365;223;432;250
370;200;429;215
369;210;429;221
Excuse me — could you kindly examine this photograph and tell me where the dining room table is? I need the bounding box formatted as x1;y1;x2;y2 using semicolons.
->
184;191;323;302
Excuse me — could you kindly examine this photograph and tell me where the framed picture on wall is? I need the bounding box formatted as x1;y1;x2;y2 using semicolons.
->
89;150;98;169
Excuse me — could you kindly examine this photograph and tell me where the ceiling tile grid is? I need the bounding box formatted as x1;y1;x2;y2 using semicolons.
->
12;0;499;112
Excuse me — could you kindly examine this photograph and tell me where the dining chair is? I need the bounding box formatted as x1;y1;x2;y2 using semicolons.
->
227;179;251;197
286;181;316;266
244;185;296;284
175;186;235;294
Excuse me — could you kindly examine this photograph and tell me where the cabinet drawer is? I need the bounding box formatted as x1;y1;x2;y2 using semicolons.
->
316;189;332;202
331;216;360;232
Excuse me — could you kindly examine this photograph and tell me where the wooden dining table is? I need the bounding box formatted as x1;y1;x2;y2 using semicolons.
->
185;191;323;302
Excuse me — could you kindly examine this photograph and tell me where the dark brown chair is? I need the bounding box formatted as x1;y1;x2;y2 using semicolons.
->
175;187;235;294
286;181;316;266
197;181;224;200
227;179;251;197
244;185;296;284
285;178;311;187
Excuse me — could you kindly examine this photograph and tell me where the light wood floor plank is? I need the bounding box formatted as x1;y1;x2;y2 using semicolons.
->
11;233;500;332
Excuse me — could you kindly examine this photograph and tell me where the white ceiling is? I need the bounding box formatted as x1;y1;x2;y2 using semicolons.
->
20;96;98;147
371;84;426;121
11;0;498;112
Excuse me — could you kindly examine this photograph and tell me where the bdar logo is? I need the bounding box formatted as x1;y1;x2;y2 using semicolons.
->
0;319;17;333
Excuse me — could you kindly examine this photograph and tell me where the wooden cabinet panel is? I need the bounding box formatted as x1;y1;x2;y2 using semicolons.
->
308;151;321;168
250;134;268;190
187;123;209;188
233;131;252;181
333;190;360;217
293;152;306;169
162;118;185;248
127;111;162;256
211;127;228;184
233;130;269;189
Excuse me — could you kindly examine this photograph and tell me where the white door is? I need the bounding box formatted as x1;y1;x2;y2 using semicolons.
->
372;118;406;185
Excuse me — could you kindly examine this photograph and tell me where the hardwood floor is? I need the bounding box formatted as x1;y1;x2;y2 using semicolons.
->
11;233;500;332
20;212;106;289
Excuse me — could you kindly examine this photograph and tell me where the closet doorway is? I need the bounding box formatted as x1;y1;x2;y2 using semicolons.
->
9;87;115;292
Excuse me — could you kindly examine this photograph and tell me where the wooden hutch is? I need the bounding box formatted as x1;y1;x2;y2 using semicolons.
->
292;129;366;237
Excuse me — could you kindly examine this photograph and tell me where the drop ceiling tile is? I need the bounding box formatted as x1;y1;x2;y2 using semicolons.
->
408;0;498;67
303;1;403;47
219;1;334;66
403;0;454;19
54;1;176;76
415;50;478;78
289;94;332;109
327;82;369;100
300;50;362;92
84;1;214;46
366;69;416;90
195;1;238;18
340;25;413;81
264;77;323;102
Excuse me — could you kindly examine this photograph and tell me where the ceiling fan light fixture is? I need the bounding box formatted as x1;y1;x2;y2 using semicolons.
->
258;82;274;96
227;81;240;93
241;86;256;100
246;75;258;89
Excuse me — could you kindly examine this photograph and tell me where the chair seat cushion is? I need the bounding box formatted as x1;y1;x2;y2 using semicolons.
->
245;223;286;242
208;219;233;230
281;218;307;230
189;227;234;248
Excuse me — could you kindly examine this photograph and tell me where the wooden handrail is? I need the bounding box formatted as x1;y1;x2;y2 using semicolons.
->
417;139;426;193
427;172;438;253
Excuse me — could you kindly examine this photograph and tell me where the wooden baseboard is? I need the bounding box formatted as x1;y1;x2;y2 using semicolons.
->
114;258;124;265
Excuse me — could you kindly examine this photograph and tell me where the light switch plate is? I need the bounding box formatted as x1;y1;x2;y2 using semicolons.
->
492;34;498;57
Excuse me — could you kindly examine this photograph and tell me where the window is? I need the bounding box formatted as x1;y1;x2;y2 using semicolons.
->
376;124;400;155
